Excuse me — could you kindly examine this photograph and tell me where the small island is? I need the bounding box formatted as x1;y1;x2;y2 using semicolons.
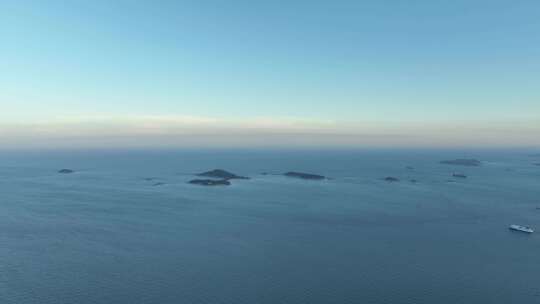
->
196;169;249;180
58;169;75;174
452;173;467;178
440;159;481;166
383;176;399;182
534;163;540;166
284;172;326;180
188;179;231;186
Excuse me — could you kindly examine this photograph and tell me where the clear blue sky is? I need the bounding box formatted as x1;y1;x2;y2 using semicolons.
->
1;0;539;148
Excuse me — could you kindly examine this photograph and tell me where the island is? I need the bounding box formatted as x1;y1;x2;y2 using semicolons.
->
383;176;399;182
196;169;249;180
58;169;74;174
188;179;231;186
534;163;540;166
284;171;326;180
440;159;481;166
452;173;467;178
152;182;166;186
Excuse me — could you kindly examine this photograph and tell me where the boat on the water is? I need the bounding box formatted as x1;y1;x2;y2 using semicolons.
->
509;225;534;233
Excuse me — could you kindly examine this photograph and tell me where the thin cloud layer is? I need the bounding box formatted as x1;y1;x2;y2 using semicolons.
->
0;115;538;149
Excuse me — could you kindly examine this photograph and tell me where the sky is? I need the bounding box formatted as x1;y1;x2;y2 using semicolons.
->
1;0;539;149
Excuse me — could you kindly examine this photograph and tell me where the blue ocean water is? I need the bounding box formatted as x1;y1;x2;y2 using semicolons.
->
1;149;539;303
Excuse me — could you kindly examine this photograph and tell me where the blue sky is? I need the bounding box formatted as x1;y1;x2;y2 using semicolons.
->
1;0;539;148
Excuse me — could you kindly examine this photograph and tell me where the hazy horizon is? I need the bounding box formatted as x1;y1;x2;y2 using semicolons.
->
1;115;539;149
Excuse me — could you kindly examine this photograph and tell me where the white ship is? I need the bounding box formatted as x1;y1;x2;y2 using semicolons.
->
509;224;534;233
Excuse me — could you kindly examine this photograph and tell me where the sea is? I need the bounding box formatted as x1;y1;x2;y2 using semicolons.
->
1;148;539;303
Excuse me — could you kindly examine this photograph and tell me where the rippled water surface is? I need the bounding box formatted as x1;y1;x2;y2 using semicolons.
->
1;149;540;303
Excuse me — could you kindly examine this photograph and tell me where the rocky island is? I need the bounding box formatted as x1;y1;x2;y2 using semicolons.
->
440;159;481;166
284;172;326;180
383;176;400;182
196;169;249;180
58;169;75;174
188;179;231;186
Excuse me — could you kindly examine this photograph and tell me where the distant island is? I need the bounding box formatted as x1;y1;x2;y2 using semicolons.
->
196;169;249;180
452;173;467;178
534;163;540;166
383;176;400;182
58;169;75;174
284;172;326;180
440;159;481;166
188;179;231;186
189;169;248;186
